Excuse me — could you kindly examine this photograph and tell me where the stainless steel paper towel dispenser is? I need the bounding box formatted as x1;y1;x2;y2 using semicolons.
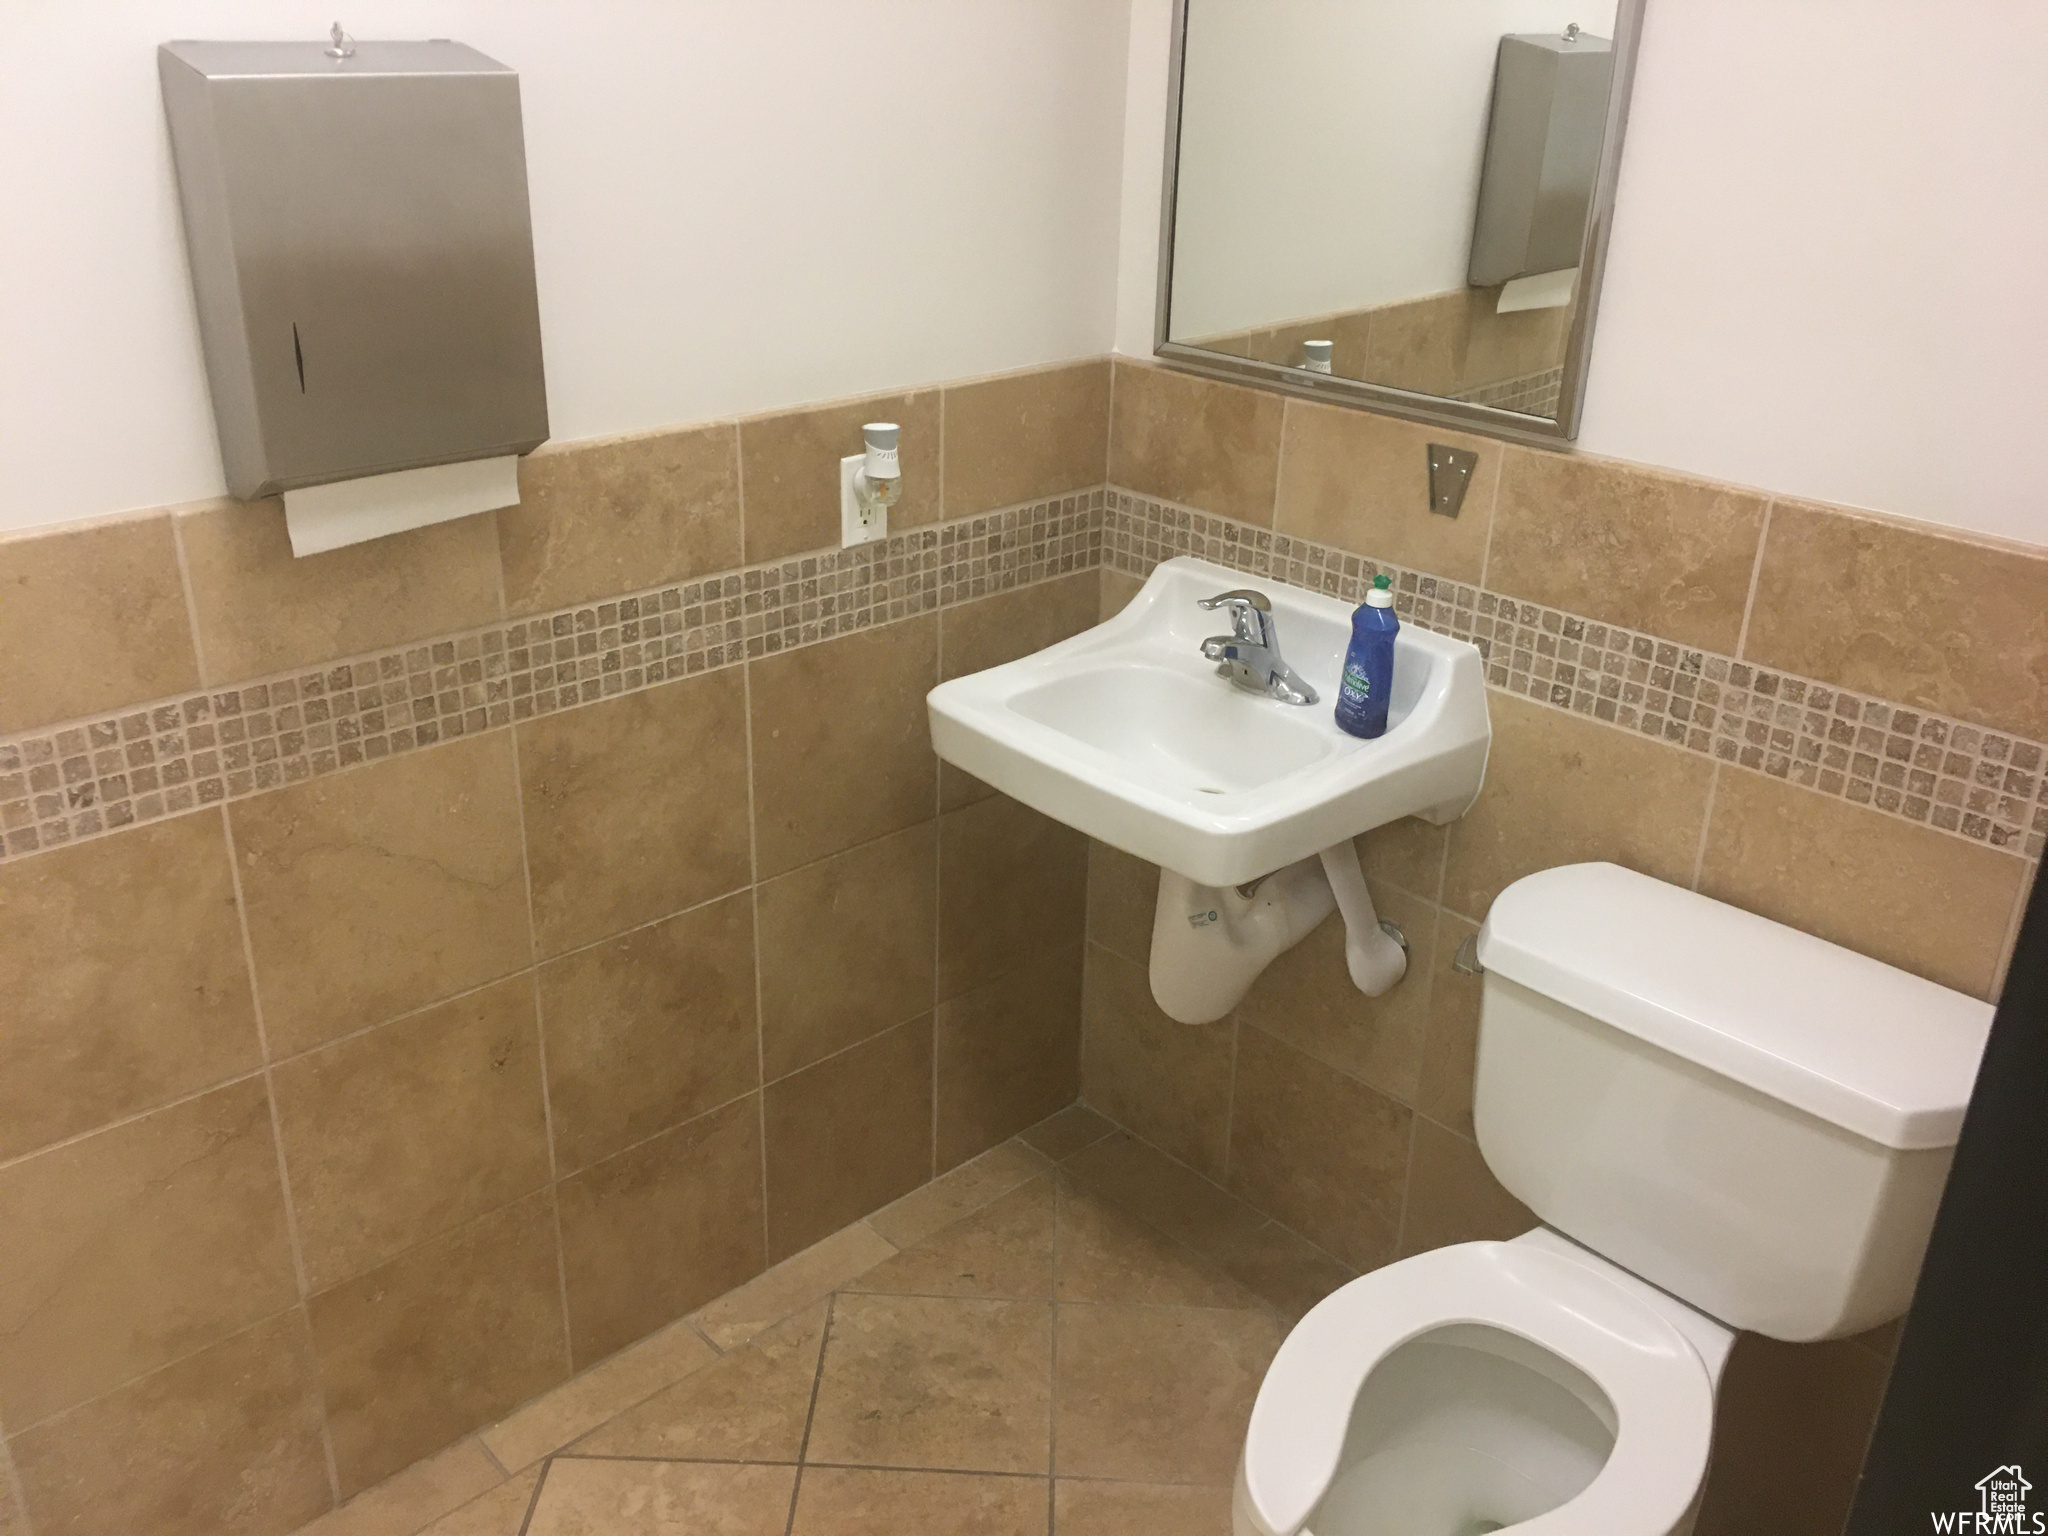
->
1467;31;1615;289
159;38;548;500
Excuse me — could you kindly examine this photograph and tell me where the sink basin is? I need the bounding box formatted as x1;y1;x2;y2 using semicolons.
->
927;556;1491;886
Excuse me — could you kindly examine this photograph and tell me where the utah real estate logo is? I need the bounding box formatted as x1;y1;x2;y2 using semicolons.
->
1933;1466;2043;1533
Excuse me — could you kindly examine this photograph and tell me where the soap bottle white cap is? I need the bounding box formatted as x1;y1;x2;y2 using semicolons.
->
1365;574;1395;607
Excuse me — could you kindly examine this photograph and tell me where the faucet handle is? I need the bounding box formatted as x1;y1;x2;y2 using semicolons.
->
1198;588;1274;645
1196;588;1271;613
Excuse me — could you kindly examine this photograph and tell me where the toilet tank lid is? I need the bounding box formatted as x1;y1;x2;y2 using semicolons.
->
1476;863;1993;1150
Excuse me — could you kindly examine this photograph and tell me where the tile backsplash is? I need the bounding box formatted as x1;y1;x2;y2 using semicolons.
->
1185;284;1573;405
0;359;1105;1536
1082;358;2043;1536
0;493;1097;863
0;351;2040;1536
1105;491;2046;864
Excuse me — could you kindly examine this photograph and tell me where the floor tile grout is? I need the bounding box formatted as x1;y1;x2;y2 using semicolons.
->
782;1291;835;1536
1063;1118;1359;1299
514;1456;548;1536
281;1113;1176;1536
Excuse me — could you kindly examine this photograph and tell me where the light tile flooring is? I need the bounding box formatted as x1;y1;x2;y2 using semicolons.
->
289;1106;1357;1536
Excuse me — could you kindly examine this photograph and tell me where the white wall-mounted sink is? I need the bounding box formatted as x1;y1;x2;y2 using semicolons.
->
928;555;1491;888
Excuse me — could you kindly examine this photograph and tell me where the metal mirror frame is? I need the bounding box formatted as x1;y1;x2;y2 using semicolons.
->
1153;0;1647;446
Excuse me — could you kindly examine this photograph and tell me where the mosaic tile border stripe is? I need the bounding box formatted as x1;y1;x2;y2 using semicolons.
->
0;491;1103;865
5;480;2041;869
1104;489;2048;862
1453;365;1564;417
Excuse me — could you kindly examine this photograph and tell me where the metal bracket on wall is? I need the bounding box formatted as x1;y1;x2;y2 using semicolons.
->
1428;444;1480;517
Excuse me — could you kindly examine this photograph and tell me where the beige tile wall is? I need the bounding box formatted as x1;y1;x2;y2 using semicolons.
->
1084;358;2046;1536
0;360;1106;1536
1188;284;1573;401
2;349;2043;1536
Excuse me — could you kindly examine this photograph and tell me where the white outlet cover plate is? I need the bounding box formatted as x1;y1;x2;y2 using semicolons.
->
840;455;888;547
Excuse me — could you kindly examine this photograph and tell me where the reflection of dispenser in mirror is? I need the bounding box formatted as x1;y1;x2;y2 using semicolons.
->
1468;26;1615;307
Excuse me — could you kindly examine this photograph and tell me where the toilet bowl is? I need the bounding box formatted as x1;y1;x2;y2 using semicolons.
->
1235;1233;1728;1536
1234;863;1994;1536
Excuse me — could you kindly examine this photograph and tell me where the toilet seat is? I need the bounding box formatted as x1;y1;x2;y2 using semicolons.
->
1239;1241;1716;1536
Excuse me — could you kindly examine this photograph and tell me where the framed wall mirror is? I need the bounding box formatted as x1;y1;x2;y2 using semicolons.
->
1156;0;1645;442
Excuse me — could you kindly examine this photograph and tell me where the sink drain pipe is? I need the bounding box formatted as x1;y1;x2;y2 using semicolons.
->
1147;841;1409;1024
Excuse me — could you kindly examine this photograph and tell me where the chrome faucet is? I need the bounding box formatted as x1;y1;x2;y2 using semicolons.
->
1197;589;1318;705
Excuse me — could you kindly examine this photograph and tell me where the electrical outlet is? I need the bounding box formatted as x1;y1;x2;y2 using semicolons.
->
840;454;887;547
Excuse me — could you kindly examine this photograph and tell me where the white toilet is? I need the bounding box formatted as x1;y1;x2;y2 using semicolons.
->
1235;862;1994;1536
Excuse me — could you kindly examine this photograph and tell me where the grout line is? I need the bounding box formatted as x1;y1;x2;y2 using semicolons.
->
1991;865;2035;1003
0;1061;268;1175
1103;484;2045;865
487;505;513;618
1046;1175;1064;1532
214;800;341;1505
1050;1293;1301;1320
515;1455;550;1536
0;1431;30;1536
1103;360;1118;489
166;508;214;689
0;487;1097;871
937;382;948;522
1390;1111;1422;1262
16;481;2040;874
546;1452;801;1468
0;867;811;1178
4;1300;306;1439
1097;360;1114;487
753;1013;937;1111
930;601;946;1182
801;1460;1057;1482
1475;444;1507;592
1076;1106;1358;1286
544;1449;1103;1482
504;723;577;1376
476;1435;510;1479
679;1314;727;1358
552;1080;764;1198
742;659;773;1269
1690;761;1722;892
733;420;748;565
0;818;955;1173
478;1325;731;1480
40;1099;746;1381
533;877;756;968
261;963;540;1071
1268;397;1292;531
782;1292;836;1536
1219;1007;1241;1187
1734;500;1774;660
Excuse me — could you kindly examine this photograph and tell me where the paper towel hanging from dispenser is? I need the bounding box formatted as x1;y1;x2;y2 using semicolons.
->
158;36;548;555
1467;29;1614;292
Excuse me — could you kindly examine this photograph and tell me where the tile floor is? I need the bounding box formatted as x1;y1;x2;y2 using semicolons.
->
286;1105;1357;1536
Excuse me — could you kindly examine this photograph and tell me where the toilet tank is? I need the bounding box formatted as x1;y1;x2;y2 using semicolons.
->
1472;864;1993;1342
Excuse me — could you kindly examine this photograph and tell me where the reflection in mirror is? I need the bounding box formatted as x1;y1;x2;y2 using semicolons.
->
1163;0;1635;436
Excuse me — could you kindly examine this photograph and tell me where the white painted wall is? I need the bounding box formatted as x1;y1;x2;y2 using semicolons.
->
1121;0;2048;546
1171;0;1611;338
11;0;2046;546
0;0;1130;534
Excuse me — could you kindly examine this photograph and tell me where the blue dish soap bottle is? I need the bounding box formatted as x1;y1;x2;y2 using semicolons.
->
1334;574;1398;739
